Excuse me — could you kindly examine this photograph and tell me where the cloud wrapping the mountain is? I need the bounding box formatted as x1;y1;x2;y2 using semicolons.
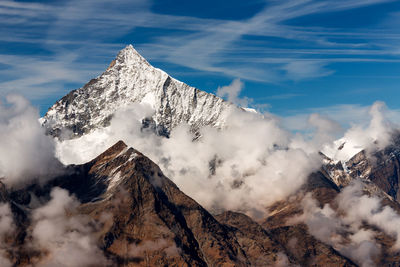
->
55;99;394;218
321;101;393;162
295;179;400;267
0;182;109;266
295;192;379;267
56;104;324;216
338;181;400;249
31;187;109;267
0;95;60;186
0;96;395;263
288;113;343;156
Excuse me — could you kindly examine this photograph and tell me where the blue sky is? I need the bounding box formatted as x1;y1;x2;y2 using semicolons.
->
1;0;400;128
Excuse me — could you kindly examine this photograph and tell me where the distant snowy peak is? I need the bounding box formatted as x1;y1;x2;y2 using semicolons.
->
321;131;400;202
42;44;234;139
321;138;364;164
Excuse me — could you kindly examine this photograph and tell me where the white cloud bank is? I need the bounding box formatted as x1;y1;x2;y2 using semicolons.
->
0;93;397;264
54;94;397;220
56;103;325;217
294;179;400;267
57;98;390;218
0;95;61;187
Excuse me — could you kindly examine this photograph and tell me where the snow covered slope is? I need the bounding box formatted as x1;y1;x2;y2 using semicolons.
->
42;45;233;139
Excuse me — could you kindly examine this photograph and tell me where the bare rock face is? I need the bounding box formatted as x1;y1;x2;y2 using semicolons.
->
73;141;246;266
41;45;232;139
71;143;372;267
323;135;400;202
0;141;296;266
75;143;361;266
215;211;296;266
5;140;400;266
268;224;357;267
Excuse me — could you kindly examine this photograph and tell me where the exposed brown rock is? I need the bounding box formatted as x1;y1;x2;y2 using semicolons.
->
216;211;296;266
6;140;400;266
4;141;278;266
269;224;357;267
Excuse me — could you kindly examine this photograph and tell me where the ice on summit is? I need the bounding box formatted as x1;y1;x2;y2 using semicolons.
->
42;44;235;139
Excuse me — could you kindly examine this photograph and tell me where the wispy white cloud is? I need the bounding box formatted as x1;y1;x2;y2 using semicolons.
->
138;0;400;82
283;60;334;80
0;0;399;99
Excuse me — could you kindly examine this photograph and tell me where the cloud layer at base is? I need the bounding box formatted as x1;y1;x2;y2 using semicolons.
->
56;100;393;217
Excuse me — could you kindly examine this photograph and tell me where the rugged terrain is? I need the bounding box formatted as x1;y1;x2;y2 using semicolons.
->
4;138;400;266
14;45;400;266
1;141;364;266
41;45;232;139
323;135;400;201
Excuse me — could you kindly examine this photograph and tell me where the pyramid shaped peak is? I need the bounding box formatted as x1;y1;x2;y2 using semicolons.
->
121;44;138;54
92;140;128;162
114;44;149;66
43;42;232;140
105;44;151;72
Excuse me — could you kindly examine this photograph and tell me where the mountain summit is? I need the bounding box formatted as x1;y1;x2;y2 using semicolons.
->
0;141;359;266
42;45;232;139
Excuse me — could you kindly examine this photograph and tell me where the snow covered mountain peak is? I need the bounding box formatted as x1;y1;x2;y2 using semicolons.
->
112;44;151;70
42;44;233;139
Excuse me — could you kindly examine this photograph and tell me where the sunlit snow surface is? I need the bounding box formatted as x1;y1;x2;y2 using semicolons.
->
42;45;232;139
321;139;363;163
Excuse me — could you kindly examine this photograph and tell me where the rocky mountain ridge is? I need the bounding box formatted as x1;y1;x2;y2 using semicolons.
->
41;45;233;139
322;135;400;202
0;141;361;266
